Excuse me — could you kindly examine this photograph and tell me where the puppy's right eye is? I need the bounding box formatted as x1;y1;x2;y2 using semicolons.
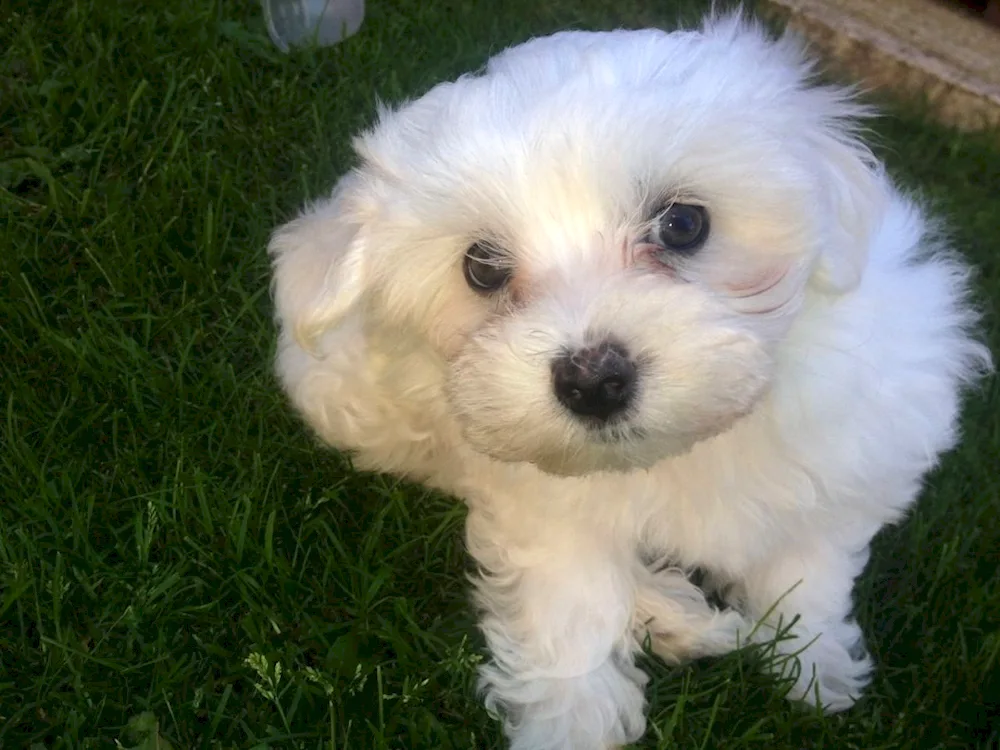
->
651;203;709;255
463;241;512;293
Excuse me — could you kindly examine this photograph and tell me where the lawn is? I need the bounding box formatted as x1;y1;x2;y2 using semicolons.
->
2;0;999;748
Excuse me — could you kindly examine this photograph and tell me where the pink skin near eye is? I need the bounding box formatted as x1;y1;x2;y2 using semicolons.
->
723;264;797;315
634;236;794;314
632;242;678;277
724;265;789;298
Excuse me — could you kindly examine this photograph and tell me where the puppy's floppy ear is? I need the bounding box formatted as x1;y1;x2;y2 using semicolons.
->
807;118;887;295
269;172;369;351
705;15;887;296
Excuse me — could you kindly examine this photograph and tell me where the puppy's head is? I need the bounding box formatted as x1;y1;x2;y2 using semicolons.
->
271;15;887;475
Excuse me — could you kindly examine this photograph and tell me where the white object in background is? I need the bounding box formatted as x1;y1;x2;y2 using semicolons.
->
262;0;364;51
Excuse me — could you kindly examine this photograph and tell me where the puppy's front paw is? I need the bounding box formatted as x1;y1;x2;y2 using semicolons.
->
481;655;648;750
777;626;873;712
635;566;752;663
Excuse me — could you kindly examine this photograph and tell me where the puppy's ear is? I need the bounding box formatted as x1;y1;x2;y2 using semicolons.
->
269;173;369;351
705;15;887;296
808;123;887;295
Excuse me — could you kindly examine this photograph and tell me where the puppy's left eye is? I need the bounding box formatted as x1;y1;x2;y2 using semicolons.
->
650;203;710;255
463;241;512;293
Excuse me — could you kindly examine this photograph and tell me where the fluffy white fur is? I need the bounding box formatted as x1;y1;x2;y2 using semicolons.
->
270;14;990;750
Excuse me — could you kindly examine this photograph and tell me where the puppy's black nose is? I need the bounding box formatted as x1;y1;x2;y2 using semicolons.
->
551;341;637;422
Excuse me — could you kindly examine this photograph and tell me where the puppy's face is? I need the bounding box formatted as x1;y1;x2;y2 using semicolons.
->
272;18;886;475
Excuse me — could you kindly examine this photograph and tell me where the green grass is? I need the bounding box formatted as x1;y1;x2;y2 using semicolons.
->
1;0;999;748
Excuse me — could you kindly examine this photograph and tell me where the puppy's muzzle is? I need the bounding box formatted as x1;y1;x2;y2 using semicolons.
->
551;340;637;423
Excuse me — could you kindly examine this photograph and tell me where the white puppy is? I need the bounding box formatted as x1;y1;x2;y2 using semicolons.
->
269;14;990;750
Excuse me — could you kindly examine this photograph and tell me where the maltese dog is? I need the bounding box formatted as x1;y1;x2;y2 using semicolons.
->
269;13;990;750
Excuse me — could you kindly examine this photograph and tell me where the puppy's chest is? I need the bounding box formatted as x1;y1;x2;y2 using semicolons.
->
623;458;821;571
628;487;776;571
465;459;812;572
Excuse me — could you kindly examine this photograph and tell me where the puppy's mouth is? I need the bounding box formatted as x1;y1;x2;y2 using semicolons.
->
457;398;753;477
593;421;647;445
456;415;661;476
528;449;651;477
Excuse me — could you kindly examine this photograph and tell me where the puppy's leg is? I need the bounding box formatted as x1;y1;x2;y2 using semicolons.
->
734;539;873;712
634;564;752;664
469;513;646;750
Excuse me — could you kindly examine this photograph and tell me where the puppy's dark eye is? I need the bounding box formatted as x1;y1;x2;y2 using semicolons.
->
463;241;511;293
651;203;709;254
